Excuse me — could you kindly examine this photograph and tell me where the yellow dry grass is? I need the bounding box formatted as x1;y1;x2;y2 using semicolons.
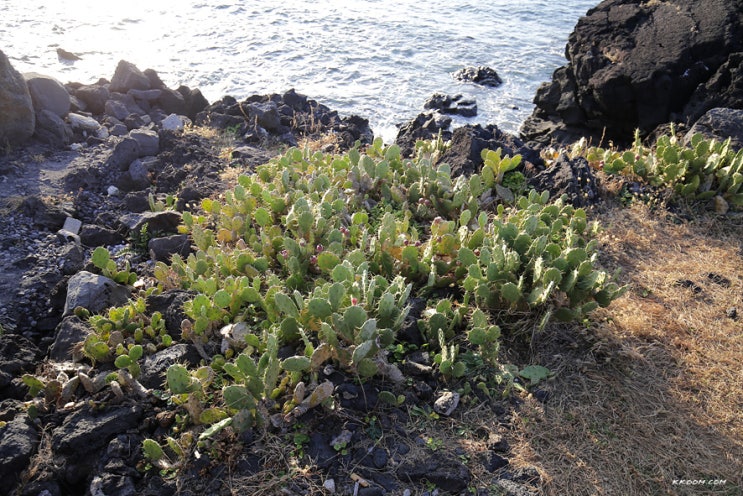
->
510;204;743;495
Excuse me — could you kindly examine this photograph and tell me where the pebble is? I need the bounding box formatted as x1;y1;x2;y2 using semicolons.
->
323;479;336;493
433;390;460;416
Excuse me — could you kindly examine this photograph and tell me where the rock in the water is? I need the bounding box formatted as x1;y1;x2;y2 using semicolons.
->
684;107;743;150
522;0;743;147
0;417;39;489
424;93;478;117
110;60;151;93
57;48;82;61
0;50;35;144
527;154;599;207
454;66;503;87
63;271;131;316
49;315;91;361
24;72;71;117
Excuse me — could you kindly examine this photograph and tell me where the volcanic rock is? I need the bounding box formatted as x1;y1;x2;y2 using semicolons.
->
63;271;131;316
454;65;503;87
522;0;743;147
110;60;151;93
0;50;35;144
24;72;71;117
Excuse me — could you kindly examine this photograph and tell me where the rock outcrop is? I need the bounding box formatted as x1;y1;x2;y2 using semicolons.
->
440;124;542;178
424;93;478;117
394;111;453;157
195;89;373;149
521;0;743;147
0;50;35;145
453;66;503;87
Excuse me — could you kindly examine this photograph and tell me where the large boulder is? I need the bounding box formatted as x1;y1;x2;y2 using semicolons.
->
522;0;743;147
63;271;131;316
0;50;35;144
109;60;151;93
74;84;110;115
35;108;73;146
24;72;71;117
439;124;542;178
0;417;39;489
395;112;453;157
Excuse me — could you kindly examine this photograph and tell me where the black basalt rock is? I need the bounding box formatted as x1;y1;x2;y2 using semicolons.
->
527;153;599;207
522;0;743;148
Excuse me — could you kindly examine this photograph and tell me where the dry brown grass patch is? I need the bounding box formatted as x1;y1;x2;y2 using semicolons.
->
509;204;742;495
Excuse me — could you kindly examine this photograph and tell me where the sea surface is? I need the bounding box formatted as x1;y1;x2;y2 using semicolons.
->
1;0;596;141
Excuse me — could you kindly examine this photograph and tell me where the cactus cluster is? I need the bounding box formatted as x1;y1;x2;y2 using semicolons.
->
588;130;743;208
24;138;624;469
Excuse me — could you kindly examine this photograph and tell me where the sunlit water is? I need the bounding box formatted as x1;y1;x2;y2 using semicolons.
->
1;0;596;141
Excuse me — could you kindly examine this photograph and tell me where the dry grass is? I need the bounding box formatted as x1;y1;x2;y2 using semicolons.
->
509;204;743;495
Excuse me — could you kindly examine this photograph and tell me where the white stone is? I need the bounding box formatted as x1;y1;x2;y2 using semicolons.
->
67;112;100;131
107;185;120;196
433;390;460;416
95;126;109;139
161;113;186;131
323;479;336;493
62;217;82;235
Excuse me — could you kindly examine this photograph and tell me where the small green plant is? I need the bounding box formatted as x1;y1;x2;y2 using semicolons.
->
333;440;349;456
292;430;310;458
425;436;444;451
129;223;151;253
91;246;137;285
148;192;178;212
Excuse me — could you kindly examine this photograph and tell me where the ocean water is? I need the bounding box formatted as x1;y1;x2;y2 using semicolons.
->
1;0;596;141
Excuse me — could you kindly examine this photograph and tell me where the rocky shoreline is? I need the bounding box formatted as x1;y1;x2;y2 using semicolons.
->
1;0;743;495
